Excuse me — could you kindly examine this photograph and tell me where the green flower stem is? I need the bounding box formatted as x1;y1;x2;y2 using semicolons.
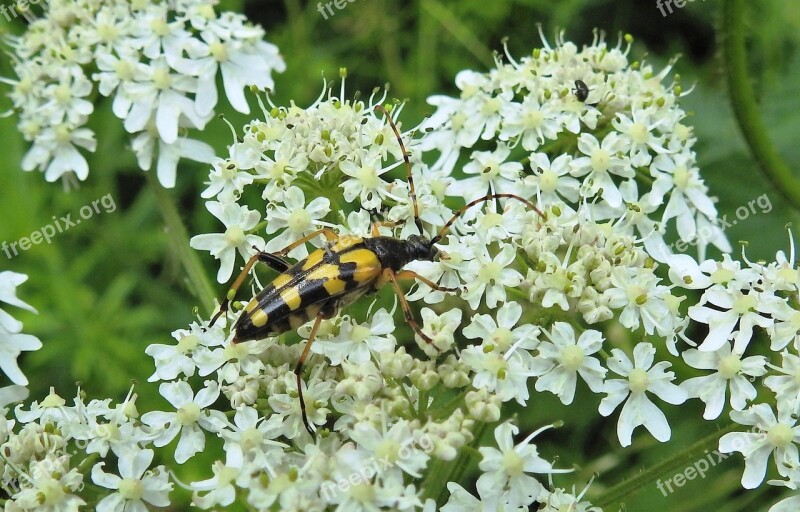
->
722;0;800;211
76;452;101;474
146;172;217;315
595;422;740;509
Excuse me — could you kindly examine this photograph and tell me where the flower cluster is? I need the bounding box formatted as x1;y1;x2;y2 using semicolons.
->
1;0;285;187
420;29;729;261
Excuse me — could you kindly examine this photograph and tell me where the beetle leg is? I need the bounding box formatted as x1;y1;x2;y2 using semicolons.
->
275;228;338;256
370;219;401;237
384;268;439;350
394;269;458;293
295;311;325;437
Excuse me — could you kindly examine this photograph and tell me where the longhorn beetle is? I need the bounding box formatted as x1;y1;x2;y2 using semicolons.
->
208;105;542;435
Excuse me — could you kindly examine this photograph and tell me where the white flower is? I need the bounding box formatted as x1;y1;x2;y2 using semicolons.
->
312;308;396;365
476;422;569;509
263;186;331;259
141;380;226;463
764;350;800;414
460;302;539;404
570;132;633;208
349;419;430;478
719;403;800;488
190;200;264;282
339;153;400;211
688;288;773;353
448;144;523;201
91;448;172;512
598;342;687;447
418;307;462;356
11;455;86;511
680;343;767;419
145;323;225;382
531;322;607;405
461;244;523;310
523;153;580;205
604;266;673;336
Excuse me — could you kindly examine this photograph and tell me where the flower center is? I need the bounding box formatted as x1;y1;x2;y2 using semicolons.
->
287;209;311;232
375;439;401;464
39;478;66;504
118;478;144;501
524;109;544;129
590;149;611;173
490;327;513;351
114;60;135;81
152;67;172;90
710;267;734;285
177;334;199;353
97;23;119;43
177;403;200;425
150;18;170;36
539;169;558;192
350;483;376;503
502;449;524;477
356;165;380;189
628;368;650;393
561;345;586;372
481;161;500;180
629;122;649;144
718;354;742;379
224;226;245;247
97;422;120;441
241;427;262;451
351;324;371;343
673;166;689;189
53;84;72;105
481;97;501;116
732;293;757;315
767;423;794;448
477;261;502;284
210;41;229;62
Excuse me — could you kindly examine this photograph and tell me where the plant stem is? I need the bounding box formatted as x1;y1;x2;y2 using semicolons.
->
146;172;217;315
722;0;800;211
595;423;740;508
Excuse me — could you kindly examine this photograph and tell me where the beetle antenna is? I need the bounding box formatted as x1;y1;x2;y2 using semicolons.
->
429;193;544;245
374;104;423;234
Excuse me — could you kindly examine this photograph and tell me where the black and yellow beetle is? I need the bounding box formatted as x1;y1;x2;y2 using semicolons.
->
208;105;540;435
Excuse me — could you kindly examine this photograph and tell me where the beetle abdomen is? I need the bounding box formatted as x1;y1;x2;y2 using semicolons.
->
233;237;384;342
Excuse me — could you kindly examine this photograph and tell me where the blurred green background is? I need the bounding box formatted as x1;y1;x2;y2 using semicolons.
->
1;0;799;510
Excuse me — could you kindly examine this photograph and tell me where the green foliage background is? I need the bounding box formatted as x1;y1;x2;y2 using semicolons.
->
1;0;799;510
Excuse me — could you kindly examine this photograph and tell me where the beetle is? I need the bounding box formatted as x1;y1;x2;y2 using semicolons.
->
207;105;541;435
573;79;589;102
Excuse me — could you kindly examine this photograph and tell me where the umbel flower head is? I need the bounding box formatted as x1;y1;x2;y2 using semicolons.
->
1;0;285;187
421;28;730;262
